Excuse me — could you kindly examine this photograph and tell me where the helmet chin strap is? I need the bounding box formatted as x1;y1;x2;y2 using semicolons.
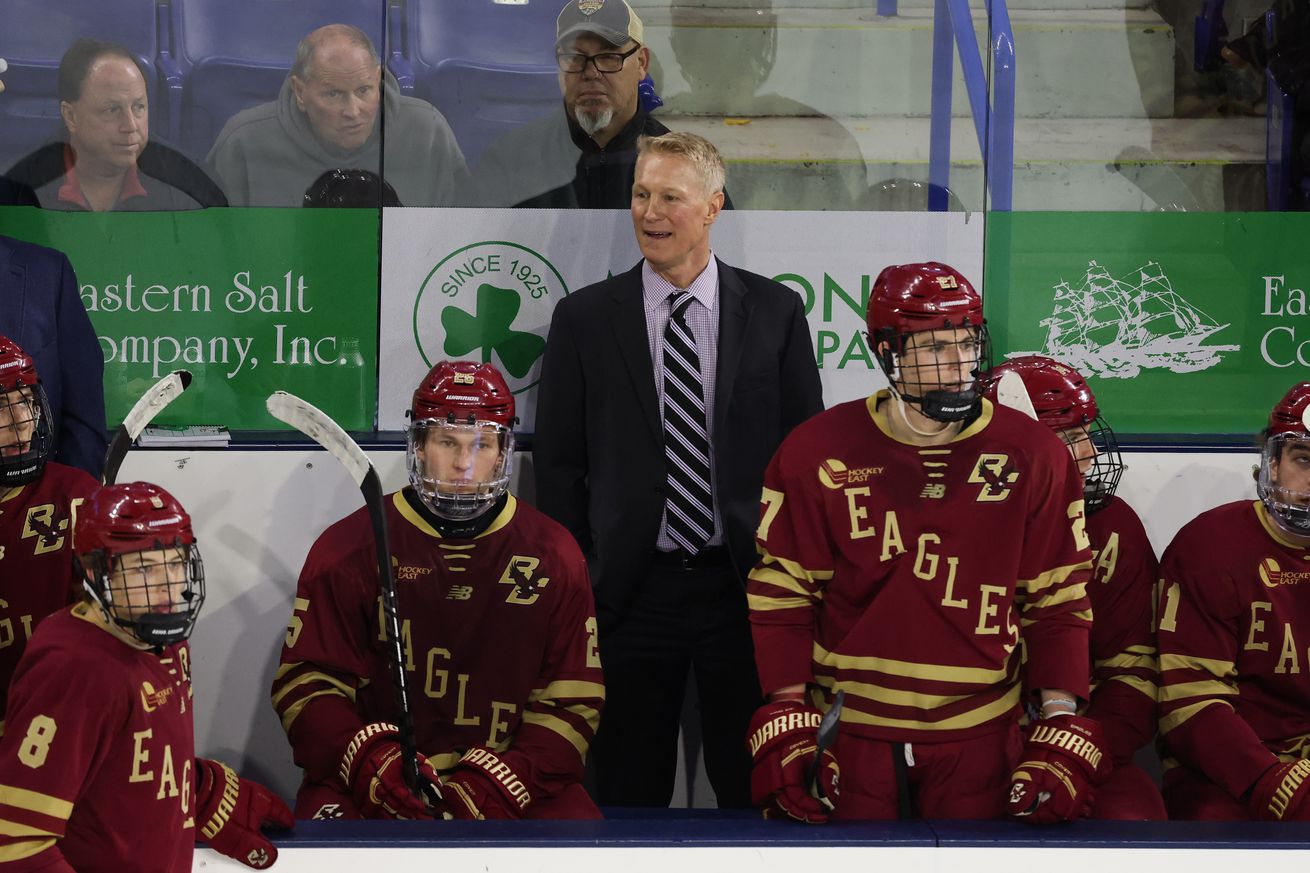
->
890;387;954;438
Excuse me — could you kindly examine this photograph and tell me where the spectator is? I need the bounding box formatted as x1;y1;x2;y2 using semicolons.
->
534;131;820;807
208;24;467;207
4;39;224;211
470;0;731;209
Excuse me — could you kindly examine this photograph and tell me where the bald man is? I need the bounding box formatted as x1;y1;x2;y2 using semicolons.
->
208;23;468;207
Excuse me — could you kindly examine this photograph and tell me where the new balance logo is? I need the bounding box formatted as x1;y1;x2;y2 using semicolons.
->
446;585;474;601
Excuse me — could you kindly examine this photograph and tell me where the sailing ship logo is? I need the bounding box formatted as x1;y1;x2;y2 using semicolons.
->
1014;260;1239;379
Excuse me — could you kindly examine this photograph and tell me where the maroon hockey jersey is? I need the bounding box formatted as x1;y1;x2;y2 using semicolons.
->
748;392;1093;742
1083;495;1159;764
273;492;603;805
0;463;98;720
0;603;196;872
1159;500;1310;799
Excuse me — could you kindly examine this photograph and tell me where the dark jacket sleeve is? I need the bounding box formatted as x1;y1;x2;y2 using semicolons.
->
533;298;593;554
52;251;107;478
777;289;823;432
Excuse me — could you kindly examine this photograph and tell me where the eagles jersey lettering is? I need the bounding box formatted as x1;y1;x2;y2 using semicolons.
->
0;604;195;872
273;492;603;803
1159;500;1310;799
748;391;1093;743
1083;496;1159;764
0;463;97;720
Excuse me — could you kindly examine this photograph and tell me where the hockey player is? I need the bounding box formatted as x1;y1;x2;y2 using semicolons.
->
746;262;1099;823
986;355;1164;820
0;482;292;870
273;360;604;820
0;334;98;718
1157;382;1310;820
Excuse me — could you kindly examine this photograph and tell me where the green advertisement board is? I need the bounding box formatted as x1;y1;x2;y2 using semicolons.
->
985;212;1310;436
0;208;379;430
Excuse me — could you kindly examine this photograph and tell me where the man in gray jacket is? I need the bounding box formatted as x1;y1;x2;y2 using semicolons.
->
207;24;468;207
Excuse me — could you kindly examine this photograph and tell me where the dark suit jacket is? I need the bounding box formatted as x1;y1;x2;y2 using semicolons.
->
534;258;823;622
0;235;107;477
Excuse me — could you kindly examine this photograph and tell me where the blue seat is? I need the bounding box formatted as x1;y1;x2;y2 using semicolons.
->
0;0;161;173
171;0;389;158
407;0;562;165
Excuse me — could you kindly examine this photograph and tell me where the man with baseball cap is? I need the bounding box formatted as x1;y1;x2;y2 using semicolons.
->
469;0;728;209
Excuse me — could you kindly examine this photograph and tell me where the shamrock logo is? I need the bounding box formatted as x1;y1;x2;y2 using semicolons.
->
440;282;546;379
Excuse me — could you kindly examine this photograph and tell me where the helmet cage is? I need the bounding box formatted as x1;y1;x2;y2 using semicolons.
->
1258;433;1310;535
873;321;991;422
0;381;53;486
406;417;515;522
1061;415;1124;514
79;539;206;647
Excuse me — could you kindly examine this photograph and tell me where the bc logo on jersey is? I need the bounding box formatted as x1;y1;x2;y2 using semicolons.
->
968;454;1019;502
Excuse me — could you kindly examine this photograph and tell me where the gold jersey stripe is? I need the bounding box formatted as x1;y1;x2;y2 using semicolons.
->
1020;606;1092;629
757;550;834;587
429;751;463;771
839;683;1021;731
271;669;357;710
1019;561;1092;598
813;642;1013;685
749;565;818;598
748;593;813;612
0;820;57;839
1160;698;1232;734
812;675;977;710
1024;578;1089;611
521;711;590;761
0;836;55;861
1158;679;1237;703
0;786;72;820
1255;501;1305;549
526;681;606;704
1124;644;1156;656
1103;674;1158;700
1160;653;1237;679
278;689;351;733
1094;653;1157;672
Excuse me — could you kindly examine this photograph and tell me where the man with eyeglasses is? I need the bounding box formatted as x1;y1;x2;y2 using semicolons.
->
469;0;729;209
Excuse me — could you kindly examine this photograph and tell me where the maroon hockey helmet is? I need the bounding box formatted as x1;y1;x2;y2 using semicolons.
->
1267;382;1310;438
0;334;53;486
1259;383;1310;535
866;262;989;423
407;361;516;522
867;261;984;339
985;355;1124;513
74;482;205;647
410;360;516;427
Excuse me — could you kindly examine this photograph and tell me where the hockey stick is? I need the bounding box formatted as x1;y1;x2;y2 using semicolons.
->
994;370;1038;421
806;689;845;799
102;370;192;485
265;391;428;801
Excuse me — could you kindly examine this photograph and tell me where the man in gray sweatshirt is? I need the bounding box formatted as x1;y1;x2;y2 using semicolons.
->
207;24;469;207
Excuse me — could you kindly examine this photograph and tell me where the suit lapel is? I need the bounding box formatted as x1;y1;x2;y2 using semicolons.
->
714;259;749;436
606;263;662;442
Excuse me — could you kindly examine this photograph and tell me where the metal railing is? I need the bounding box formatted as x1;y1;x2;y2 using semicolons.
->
879;0;1016;211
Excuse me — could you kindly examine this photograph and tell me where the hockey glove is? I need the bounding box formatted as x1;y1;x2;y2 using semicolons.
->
340;722;441;820
1007;714;1109;824
438;747;534;820
195;758;294;869
1249;759;1310;821
746;700;840;824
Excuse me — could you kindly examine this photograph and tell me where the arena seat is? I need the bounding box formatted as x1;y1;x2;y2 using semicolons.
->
0;0;160;173
170;0;389;158
407;0;561;165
